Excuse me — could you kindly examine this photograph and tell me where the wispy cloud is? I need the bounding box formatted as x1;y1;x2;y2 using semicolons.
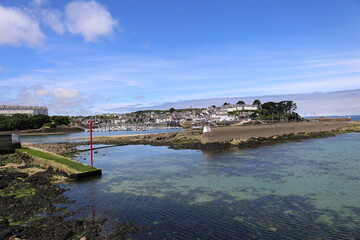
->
133;96;144;100
2;46;360;114
109;89;360;116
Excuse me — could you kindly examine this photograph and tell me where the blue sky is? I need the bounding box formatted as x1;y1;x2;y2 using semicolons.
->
0;0;360;115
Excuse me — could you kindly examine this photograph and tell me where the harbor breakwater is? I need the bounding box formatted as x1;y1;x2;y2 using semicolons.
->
89;121;359;151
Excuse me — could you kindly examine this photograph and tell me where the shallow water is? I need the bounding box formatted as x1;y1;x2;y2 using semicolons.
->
62;133;360;239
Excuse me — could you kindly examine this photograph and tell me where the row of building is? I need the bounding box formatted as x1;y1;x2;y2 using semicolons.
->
0;103;260;124
0;105;48;116
75;103;260;127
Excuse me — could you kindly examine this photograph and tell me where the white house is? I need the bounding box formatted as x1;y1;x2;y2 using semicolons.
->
220;104;259;112
0;105;48;116
243;105;259;111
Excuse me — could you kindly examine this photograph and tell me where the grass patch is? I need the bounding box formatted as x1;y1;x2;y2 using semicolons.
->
0;185;36;198
0;167;18;172
9;220;25;226
17;148;97;173
14;187;36;198
0;153;25;165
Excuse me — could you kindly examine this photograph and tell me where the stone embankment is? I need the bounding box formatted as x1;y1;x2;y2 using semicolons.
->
16;147;102;179
91;121;360;150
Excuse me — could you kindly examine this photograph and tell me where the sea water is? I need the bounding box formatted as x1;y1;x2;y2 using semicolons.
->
62;133;360;239
20;128;183;143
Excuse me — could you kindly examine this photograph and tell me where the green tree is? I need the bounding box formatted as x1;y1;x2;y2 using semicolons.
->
0;115;9;131
252;99;261;106
237;101;245;105
279;101;297;113
259;101;300;121
30;114;51;129
169;108;176;113
223;102;230;106
261;102;277;114
7;114;31;130
52;116;70;126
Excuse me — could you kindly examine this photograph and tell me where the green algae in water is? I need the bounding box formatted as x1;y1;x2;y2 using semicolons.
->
62;133;360;239
0;185;36;198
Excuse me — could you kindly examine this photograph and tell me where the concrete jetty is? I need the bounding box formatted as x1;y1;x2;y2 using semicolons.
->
16;147;102;180
0;134;21;154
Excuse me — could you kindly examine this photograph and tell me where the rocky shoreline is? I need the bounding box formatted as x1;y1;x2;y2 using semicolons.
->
86;121;360;151
0;126;84;136
21;122;360;154
0;153;143;240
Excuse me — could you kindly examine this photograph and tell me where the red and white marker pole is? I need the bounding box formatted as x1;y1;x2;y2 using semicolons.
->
88;120;93;168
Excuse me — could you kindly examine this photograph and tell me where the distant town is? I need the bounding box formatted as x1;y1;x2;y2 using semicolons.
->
0;100;300;131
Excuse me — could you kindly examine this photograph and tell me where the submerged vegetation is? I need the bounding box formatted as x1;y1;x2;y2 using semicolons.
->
66;133;360;239
0;152;142;239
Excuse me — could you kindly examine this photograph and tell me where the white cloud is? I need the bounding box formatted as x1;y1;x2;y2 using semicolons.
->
0;1;118;48
0;5;45;47
52;88;79;99
65;0;118;42
40;8;65;35
36;89;49;96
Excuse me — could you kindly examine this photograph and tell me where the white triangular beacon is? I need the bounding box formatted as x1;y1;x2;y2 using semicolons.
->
203;126;212;133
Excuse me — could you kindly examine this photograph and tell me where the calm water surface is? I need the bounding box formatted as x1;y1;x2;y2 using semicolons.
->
20;129;183;143
62;133;360;239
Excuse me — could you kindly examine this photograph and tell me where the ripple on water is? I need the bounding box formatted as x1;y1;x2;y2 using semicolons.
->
61;133;360;239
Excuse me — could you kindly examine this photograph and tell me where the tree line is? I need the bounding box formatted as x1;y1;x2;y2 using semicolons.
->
0;114;70;131
254;101;301;121
222;99;301;121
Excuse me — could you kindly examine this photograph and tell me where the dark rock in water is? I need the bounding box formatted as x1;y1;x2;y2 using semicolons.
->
74;219;84;227
0;218;9;226
0;181;8;189
0;171;28;181
17;166;30;169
